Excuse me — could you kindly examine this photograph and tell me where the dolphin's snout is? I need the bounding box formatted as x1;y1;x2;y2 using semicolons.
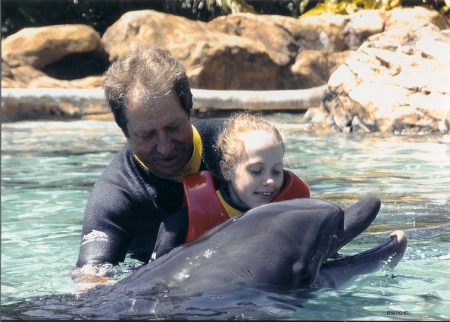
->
385;230;408;269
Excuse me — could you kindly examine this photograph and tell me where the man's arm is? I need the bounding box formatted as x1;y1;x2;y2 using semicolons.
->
152;208;189;260
76;178;133;268
72;145;141;291
72;175;134;291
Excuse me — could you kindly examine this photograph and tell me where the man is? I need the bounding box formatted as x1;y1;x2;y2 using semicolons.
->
74;43;382;290
74;44;225;280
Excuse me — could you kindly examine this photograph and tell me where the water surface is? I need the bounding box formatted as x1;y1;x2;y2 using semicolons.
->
1;118;449;320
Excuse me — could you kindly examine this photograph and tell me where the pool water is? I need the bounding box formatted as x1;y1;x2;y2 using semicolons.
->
1;118;449;320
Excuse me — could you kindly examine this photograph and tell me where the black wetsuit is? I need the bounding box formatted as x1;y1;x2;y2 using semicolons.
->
76;119;225;267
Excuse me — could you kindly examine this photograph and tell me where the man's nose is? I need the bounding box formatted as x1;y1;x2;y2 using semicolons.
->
156;132;174;156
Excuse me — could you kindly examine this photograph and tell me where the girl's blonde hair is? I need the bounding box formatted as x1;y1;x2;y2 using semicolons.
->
216;112;285;169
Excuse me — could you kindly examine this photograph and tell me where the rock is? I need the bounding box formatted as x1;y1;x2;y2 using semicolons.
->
1;88;109;122
291;50;355;87
3;62;105;89
192;85;327;111
101;9;426;91
313;23;450;134
186;41;282;90
385;6;450;31
3;7;448;91
1;24;108;88
1;7;449;129
208;14;297;66
101;10;289;90
274;14;350;53
1;24;107;69
291;50;329;87
342;10;386;50
0;86;327;122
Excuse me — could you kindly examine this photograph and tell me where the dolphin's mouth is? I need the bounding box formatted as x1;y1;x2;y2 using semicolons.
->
329;231;407;266
314;230;408;289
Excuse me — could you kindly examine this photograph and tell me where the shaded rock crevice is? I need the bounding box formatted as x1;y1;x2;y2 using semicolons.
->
41;51;110;81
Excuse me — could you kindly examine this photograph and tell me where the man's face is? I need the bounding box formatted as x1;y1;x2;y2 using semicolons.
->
125;85;193;177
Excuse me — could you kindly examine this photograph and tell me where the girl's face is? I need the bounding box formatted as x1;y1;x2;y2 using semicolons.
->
222;130;284;209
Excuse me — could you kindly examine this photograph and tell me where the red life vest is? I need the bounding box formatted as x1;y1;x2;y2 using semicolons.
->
182;170;310;242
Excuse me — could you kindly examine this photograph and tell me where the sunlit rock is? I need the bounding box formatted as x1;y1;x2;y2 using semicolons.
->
1;24;108;89
314;22;450;134
1;7;449;129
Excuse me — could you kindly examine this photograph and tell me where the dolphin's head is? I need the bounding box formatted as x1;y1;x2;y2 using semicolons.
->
179;198;345;290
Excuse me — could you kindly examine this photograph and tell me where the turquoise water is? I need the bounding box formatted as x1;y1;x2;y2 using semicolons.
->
1;118;449;320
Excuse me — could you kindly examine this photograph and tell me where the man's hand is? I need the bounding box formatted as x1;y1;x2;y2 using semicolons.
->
70;263;119;294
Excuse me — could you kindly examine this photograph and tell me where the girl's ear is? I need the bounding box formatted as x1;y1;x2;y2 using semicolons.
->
220;161;233;181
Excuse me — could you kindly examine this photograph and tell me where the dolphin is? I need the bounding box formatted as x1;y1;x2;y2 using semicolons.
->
1;197;407;319
104;197;405;295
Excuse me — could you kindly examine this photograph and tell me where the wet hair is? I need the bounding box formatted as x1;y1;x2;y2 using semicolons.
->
216;112;285;169
103;43;193;136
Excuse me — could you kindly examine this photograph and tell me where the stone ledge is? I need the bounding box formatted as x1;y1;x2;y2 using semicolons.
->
1;86;327;122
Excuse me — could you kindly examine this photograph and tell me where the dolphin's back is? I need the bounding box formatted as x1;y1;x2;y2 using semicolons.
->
113;198;344;294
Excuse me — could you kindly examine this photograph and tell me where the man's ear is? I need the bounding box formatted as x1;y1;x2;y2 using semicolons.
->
220;161;233;181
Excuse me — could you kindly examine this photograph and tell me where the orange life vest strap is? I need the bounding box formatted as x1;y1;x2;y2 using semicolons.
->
182;169;310;242
182;171;229;242
272;169;310;202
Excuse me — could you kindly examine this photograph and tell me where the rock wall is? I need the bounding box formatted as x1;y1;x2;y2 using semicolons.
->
4;6;448;91
1;6;449;134
306;23;450;135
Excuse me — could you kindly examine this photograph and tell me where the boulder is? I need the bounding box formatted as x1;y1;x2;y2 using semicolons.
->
1;24;105;69
101;10;289;90
1;24;108;88
384;6;450;31
290;50;355;88
309;22;450;134
208;13;298;66
206;13;355;88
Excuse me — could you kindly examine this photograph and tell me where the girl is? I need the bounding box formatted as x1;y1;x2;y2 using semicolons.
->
153;113;310;259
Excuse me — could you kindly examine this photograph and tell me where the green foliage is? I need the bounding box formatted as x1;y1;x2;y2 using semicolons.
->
300;0;402;16
1;0;448;39
160;0;255;21
436;0;449;14
1;0;309;37
1;0;164;37
161;0;306;20
300;0;449;16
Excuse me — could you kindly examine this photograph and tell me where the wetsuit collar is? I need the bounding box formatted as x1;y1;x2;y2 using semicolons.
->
216;186;249;218
134;124;203;182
